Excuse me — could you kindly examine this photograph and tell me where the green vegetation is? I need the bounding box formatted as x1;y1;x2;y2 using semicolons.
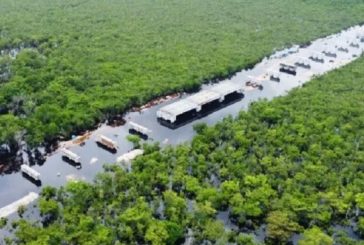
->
126;135;142;149
9;50;364;244
0;217;7;229
298;227;333;245
16;206;26;218
1;0;364;148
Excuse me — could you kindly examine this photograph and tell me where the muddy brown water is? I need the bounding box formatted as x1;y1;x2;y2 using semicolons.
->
0;26;364;243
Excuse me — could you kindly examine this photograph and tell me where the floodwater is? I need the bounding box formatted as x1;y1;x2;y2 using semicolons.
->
0;25;364;224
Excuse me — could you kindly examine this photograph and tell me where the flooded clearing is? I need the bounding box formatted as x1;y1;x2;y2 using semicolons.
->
0;24;363;216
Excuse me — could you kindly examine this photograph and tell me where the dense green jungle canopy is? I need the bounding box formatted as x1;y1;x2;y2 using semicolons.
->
0;0;364;147
1;0;364;244
6;49;364;245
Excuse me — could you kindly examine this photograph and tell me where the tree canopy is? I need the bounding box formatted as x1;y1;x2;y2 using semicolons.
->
6;42;364;245
0;0;364;148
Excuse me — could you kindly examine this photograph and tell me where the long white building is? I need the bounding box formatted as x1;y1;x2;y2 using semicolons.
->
157;81;243;123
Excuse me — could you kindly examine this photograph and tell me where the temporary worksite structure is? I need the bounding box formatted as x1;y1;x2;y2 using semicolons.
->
187;90;222;110
209;81;244;100
61;148;81;164
129;121;152;136
157;81;244;123
20;164;40;181
96;135;118;150
157;99;197;123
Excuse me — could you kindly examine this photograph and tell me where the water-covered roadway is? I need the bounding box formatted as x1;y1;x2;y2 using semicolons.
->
0;25;363;210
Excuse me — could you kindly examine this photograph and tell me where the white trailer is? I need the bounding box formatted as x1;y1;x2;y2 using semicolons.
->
61;148;81;163
20;164;40;181
96;135;118;150
129;121;152;136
